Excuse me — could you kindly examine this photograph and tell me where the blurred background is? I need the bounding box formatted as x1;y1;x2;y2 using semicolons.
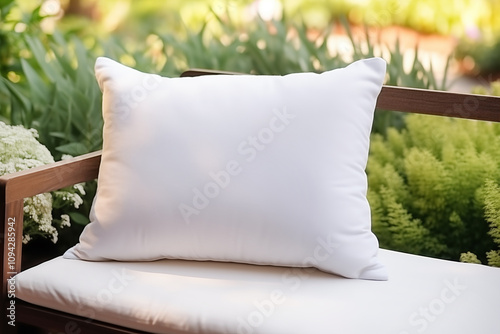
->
3;0;500;80
2;0;500;268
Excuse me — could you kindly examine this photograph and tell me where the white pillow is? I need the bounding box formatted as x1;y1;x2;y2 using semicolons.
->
64;57;388;280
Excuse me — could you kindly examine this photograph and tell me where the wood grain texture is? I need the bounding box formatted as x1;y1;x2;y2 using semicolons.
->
1;200;22;303
0;150;101;203
378;85;500;122
16;300;153;334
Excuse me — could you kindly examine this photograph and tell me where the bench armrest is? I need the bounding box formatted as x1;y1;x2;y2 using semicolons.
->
1;150;102;300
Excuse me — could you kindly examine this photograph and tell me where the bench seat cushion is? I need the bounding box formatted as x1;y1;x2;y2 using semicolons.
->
15;249;500;334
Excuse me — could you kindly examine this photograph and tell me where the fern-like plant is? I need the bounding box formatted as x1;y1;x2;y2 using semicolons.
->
368;97;500;263
477;180;500;266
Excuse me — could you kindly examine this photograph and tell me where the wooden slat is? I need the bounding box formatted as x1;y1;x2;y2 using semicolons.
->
1;200;23;303
0;150;101;203
16;300;152;334
181;68;239;77
181;69;500;123
378;85;500;122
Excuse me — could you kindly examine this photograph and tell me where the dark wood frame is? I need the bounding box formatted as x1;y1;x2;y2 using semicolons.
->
2;69;500;333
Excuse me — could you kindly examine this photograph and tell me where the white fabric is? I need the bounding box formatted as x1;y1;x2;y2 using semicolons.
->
64;57;387;280
16;249;500;334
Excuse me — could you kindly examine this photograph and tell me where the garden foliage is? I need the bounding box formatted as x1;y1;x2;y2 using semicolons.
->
69;0;500;37
0;121;85;244
2;1;499;266
367;83;500;265
1;3;447;157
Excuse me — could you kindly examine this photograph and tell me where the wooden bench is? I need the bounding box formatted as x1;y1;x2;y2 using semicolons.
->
2;68;500;334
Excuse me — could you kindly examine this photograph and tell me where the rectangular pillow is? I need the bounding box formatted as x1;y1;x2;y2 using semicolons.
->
64;57;388;280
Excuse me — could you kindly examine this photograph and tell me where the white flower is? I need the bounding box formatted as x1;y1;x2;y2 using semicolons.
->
60;214;71;228
1;122;81;244
73;183;86;196
22;235;31;244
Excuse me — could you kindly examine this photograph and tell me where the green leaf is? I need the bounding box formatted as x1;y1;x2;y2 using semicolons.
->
56;142;88;156
0;0;15;19
49;131;68;139
21;58;50;104
24;35;58;83
68;212;89;226
1;76;32;116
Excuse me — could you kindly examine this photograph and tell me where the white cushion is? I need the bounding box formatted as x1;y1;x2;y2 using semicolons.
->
64;57;387;280
16;250;500;333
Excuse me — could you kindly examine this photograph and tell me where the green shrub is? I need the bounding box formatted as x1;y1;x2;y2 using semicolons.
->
0;1;100;158
367;89;500;264
478;179;500;266
3;32;103;159
456;35;500;76
0;121;85;244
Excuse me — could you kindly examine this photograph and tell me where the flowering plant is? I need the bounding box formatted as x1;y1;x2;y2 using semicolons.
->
0;122;85;244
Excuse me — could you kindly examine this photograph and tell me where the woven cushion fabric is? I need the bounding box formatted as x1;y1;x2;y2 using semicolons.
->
17;249;500;333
